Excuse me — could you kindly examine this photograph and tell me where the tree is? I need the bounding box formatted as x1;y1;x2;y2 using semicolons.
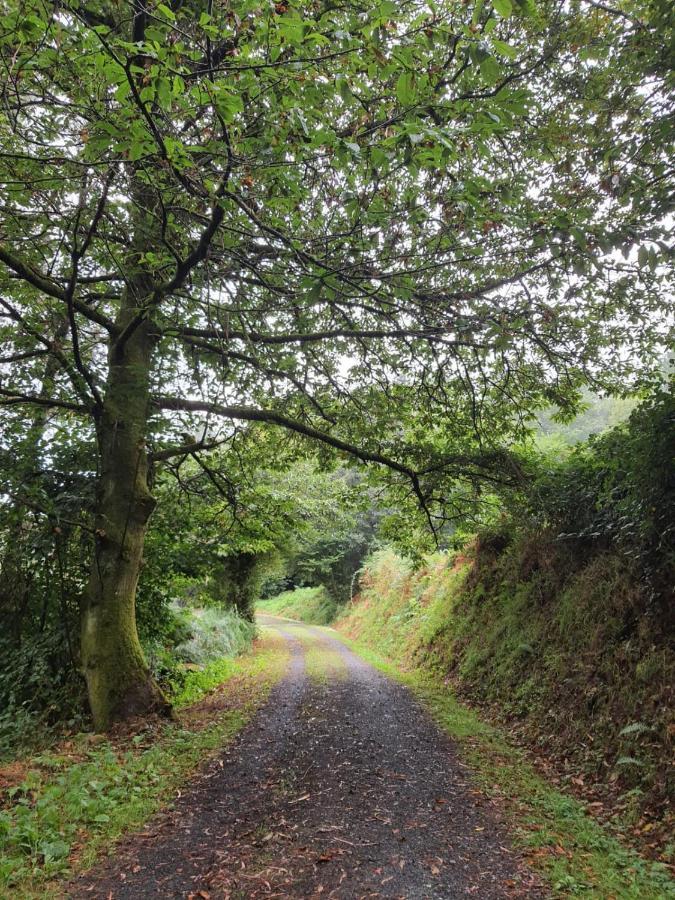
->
147;431;308;621
149;442;374;617
0;0;672;728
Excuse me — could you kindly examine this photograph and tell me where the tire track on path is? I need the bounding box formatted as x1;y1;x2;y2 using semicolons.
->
70;616;544;899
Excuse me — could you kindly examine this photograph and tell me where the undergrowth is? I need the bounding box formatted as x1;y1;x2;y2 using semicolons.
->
1;605;257;766
335;533;674;876
0;633;87;764
146;603;256;698
339;637;675;899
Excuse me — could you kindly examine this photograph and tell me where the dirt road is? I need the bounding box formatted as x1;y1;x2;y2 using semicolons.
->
71;617;544;899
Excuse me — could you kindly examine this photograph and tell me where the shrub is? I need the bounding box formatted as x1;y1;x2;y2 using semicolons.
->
174;607;256;666
525;389;674;603
0;632;86;761
145;605;255;697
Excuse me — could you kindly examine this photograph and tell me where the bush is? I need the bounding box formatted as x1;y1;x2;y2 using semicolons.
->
145;605;256;697
174;607;256;665
0;633;86;761
257;587;338;625
525;389;674;602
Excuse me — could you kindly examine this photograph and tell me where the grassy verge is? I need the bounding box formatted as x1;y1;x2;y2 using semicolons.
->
338;634;675;899
257;587;337;625
0;631;289;898
337;545;674;864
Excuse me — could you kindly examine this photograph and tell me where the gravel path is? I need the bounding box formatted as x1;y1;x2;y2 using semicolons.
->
70;617;545;899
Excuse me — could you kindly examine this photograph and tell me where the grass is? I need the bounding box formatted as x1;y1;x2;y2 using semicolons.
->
173;605;257;664
0;632;289;898
304;643;347;683
256;617;347;684
172;655;239;706
257;586;337;625
337;545;674;862
337;634;675;899
287;625;348;684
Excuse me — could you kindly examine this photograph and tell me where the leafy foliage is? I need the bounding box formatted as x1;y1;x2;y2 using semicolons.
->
0;633;86;762
0;0;672;727
525;388;675;599
149;448;379;615
535;391;637;449
1;0;672;529
0;641;287;890
173;607;256;667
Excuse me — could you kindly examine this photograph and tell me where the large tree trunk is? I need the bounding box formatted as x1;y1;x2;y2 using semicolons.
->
81;308;170;730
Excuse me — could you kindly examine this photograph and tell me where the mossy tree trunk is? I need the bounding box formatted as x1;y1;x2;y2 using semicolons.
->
80;257;170;730
213;553;259;622
230;552;258;622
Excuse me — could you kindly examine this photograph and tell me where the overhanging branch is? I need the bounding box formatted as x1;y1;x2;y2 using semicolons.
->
0;388;89;413
155;395;438;533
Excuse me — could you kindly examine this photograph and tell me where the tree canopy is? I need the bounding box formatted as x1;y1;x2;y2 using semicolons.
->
0;0;672;726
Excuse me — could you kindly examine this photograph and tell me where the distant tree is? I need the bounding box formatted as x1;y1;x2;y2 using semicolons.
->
1;0;672;727
151;441;373;617
535;391;637;448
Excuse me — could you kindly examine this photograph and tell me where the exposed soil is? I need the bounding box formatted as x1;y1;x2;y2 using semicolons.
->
69;618;546;899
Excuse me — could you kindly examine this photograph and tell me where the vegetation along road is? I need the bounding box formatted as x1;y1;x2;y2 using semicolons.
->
71;616;544;899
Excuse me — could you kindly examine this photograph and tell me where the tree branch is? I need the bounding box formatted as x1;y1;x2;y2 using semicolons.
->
0;245;117;332
0;388;89;413
150;436;227;462
155;395;438;533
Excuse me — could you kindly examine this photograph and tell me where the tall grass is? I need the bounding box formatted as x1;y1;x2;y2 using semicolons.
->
174;606;256;665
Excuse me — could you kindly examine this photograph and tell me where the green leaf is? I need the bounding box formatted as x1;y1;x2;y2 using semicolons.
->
156;3;176;22
395;72;415;105
570;227;586;248
215;90;244;123
619;721;650;736
493;0;513;17
336;74;351;101
492;39;518;58
616;756;645;767
40;840;70;861
479;56;501;84
156;77;171;109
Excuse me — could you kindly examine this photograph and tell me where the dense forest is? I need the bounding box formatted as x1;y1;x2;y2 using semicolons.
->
0;0;673;894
